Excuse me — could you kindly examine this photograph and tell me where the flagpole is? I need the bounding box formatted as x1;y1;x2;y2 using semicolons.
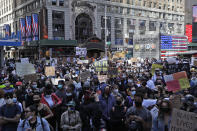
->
105;5;107;58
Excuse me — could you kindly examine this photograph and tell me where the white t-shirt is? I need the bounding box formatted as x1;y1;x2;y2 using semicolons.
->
44;96;54;108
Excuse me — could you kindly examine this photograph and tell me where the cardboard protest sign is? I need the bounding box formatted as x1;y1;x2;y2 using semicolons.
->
20;58;29;63
24;74;38;83
151;64;163;75
76;47;87;57
94;60;108;72
131;58;138;63
77;60;89;65
98;75;108;83
80;71;91;82
51;78;65;85
164;71;190;92
45;66;55;77
169;108;197;131
16;63;36;77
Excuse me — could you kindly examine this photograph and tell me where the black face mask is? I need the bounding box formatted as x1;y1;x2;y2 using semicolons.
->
34;100;40;104
135;101;142;107
160;107;169;113
116;100;122;105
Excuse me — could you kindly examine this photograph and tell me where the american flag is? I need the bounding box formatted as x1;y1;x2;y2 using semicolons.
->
160;35;188;58
5;24;10;38
26;16;32;41
20;18;26;41
32;14;39;41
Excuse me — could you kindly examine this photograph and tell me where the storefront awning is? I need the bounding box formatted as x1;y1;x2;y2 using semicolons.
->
0;40;22;46
27;40;78;47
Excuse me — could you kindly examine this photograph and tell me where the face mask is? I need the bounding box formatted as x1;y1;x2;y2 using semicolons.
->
58;85;63;89
128;79;133;83
116;100;122;105
160;107;169;113
114;89;119;93
27;116;33;121
13;98;17;103
45;95;51;98
131;91;136;96
68;107;75;111
135;101;142;107
66;93;72;96
4;83;9;87
34;100;40;104
6;98;13;104
41;77;45;80
32;85;37;88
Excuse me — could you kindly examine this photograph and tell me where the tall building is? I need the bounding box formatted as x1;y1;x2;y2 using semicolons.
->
185;0;197;25
0;0;185;53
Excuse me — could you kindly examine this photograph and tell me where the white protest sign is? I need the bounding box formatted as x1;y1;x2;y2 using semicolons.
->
150;106;159;119
16;63;36;77
51;78;65;85
167;57;176;64
98;75;107;83
21;58;29;63
169;108;197;131
77;60;89;64
76;47;87;57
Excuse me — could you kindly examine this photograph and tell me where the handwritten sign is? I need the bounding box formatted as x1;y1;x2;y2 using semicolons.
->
16;63;36;77
45;66;55;77
51;78;65;85
151;64;163;75
24;74;38;83
20;58;29;63
169;108;197;131
98;75;108;83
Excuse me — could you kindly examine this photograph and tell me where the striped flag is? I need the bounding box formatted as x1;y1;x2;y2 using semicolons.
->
20;18;26;41
5;24;10;38
32;14;39;41
160;35;188;58
26;16;32;42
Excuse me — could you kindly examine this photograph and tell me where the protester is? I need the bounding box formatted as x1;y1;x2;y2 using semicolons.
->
0;56;196;131
0;92;21;131
17;105;50;131
126;92;152;131
61;101;82;131
152;99;172;131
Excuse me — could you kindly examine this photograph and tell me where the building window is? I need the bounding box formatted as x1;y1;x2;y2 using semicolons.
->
52;0;56;5
168;23;174;32
149;21;156;31
101;16;111;42
139;20;146;34
115;18;123;45
127;19;136;45
177;24;182;33
52;11;65;40
59;0;64;6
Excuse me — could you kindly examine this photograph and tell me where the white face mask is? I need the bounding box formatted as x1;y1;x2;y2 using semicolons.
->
5;98;13;104
45;95;51;98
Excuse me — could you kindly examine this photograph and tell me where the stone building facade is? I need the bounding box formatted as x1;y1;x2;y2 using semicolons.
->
0;0;185;50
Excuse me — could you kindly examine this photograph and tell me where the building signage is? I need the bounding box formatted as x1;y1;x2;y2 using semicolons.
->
133;34;159;59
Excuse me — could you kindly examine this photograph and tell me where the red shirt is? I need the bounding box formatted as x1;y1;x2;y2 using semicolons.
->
40;93;62;108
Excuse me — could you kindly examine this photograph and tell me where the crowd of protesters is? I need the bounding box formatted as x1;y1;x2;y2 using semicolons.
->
0;57;196;131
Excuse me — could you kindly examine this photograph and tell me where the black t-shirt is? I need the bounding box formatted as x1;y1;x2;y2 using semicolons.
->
0;104;21;131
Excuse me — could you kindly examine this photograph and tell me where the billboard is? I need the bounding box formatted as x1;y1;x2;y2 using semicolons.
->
133;34;159;59
193;6;197;42
185;24;192;43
